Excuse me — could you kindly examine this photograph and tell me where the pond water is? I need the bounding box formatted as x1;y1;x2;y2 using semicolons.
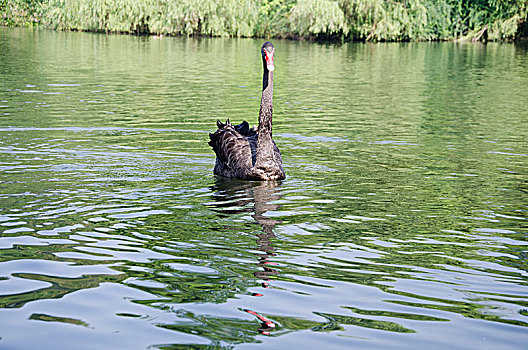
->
1;27;527;349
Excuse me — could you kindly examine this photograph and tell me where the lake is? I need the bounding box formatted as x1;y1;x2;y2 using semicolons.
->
0;27;527;349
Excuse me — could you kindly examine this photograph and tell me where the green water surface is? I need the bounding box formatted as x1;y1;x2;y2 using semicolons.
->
0;27;527;349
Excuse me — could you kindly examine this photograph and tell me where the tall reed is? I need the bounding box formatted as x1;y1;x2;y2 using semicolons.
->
2;0;527;41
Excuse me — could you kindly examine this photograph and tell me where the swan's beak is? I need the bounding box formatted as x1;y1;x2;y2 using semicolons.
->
265;50;275;72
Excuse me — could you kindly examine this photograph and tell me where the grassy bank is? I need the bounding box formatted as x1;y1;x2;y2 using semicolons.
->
2;0;527;41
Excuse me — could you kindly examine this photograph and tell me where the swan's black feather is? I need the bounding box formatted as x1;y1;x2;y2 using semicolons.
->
234;120;254;136
209;122;256;179
209;123;283;180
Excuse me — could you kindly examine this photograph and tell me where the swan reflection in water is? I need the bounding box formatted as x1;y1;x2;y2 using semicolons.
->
209;177;283;335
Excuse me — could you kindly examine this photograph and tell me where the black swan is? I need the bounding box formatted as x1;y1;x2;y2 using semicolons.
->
209;41;285;181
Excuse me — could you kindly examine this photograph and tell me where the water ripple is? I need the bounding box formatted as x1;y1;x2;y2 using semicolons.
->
1;30;528;349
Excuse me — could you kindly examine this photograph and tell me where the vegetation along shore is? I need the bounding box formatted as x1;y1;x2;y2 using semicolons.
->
2;0;527;41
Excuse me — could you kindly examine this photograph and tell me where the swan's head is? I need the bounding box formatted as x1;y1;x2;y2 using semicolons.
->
261;42;275;72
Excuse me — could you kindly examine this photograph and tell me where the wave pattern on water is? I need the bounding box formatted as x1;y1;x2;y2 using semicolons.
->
0;28;527;349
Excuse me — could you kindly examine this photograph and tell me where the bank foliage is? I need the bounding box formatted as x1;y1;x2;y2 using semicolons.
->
1;0;527;41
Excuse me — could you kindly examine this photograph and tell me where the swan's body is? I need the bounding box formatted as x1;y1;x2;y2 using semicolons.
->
209;42;285;181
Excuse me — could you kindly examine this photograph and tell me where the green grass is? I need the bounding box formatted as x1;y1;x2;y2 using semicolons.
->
2;0;527;41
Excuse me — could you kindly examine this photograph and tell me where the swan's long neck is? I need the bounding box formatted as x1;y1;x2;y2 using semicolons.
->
256;69;273;164
258;70;273;138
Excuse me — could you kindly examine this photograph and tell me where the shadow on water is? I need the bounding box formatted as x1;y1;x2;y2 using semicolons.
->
208;177;283;335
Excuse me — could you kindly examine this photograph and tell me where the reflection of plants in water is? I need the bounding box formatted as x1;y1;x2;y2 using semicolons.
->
0;272;126;309
29;313;91;328
0;230;128;309
265;186;528;330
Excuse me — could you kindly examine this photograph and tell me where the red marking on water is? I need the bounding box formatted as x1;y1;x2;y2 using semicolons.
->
244;309;276;329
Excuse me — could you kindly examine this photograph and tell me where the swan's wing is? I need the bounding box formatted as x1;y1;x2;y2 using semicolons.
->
216;119;254;135
234;120;256;137
209;121;255;177
273;140;283;164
